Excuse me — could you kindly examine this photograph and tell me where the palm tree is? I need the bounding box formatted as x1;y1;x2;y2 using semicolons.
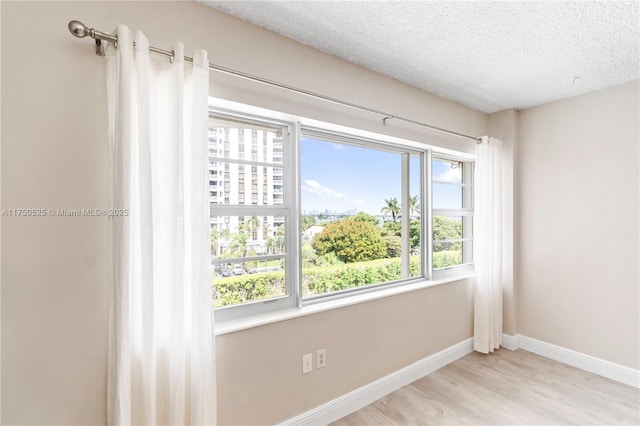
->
261;221;271;241
381;197;401;223
274;223;286;252
409;195;420;216
229;224;249;257
210;226;220;256
211;226;232;257
266;237;277;254
265;224;286;254
246;216;261;240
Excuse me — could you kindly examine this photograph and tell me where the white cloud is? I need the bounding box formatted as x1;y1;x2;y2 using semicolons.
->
303;179;347;199
434;167;462;183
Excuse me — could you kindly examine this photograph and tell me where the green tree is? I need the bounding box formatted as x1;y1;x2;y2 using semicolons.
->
381;219;420;253
312;218;386;263
266;237;277;254
433;216;462;251
381;197;400;223
229;224;250;257
352;211;379;226
211;226;231;257
382;221;401;237
273;223;286;252
246;216;261;240
210;226;219;256
410;219;421;251
261;221;271;240
409;195;420;215
316;251;344;266
383;235;402;258
301;214;317;231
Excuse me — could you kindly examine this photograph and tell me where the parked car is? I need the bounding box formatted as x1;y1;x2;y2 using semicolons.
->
232;264;244;275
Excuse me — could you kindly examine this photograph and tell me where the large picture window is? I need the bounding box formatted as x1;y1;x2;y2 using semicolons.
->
208;105;473;321
300;131;423;301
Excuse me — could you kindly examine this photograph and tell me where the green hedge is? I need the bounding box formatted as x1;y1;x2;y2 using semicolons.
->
213;257;420;307
433;250;462;269
213;252;462;307
302;256;420;296
213;271;285;307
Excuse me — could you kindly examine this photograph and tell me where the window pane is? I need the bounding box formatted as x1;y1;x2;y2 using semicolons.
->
433;242;462;269
433;183;462;209
210;216;286;257
432;159;462;183
433;216;462;245
208;118;284;164
433;215;462;269
208;163;284;206
432;157;474;272
300;136;422;298
211;215;286;307
433;215;472;269
212;259;286;307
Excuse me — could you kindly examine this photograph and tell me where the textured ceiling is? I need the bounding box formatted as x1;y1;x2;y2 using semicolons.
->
202;1;639;113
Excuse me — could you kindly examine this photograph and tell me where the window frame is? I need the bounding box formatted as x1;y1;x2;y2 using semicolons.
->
208;100;474;323
431;155;475;278
298;126;428;305
209;109;300;322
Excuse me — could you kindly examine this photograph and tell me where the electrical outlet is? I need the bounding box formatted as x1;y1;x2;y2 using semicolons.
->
317;349;326;368
302;353;313;374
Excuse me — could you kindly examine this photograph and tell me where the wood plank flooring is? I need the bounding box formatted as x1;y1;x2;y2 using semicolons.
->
330;349;639;425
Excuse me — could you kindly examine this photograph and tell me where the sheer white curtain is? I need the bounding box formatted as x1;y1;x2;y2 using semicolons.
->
106;25;216;425
473;136;503;354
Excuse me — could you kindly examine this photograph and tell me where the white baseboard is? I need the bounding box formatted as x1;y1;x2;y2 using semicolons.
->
501;334;639;388
281;334;638;425
279;337;474;426
500;333;520;350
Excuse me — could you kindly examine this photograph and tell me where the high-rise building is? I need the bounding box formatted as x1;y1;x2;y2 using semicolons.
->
208;125;284;257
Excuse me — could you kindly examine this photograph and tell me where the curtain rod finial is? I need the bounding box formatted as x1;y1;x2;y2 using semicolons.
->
68;20;90;38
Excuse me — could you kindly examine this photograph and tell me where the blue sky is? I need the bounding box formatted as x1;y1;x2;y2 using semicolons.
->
300;138;463;215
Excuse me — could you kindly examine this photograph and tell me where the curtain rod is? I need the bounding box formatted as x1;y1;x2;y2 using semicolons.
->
68;20;482;143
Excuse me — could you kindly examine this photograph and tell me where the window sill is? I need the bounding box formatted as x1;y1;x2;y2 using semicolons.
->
214;272;474;336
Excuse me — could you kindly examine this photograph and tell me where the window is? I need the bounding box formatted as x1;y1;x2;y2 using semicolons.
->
432;157;474;272
209;113;297;320
300;130;423;300
209;104;474;322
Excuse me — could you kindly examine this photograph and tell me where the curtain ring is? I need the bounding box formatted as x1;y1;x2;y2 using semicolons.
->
476;138;484;144
170;49;175;64
95;39;104;56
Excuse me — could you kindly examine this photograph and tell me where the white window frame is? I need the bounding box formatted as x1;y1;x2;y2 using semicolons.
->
298;126;428;305
209;109;300;322
431;155;475;279
209;99;474;323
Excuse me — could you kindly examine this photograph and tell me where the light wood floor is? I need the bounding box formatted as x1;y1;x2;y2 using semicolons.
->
331;349;639;425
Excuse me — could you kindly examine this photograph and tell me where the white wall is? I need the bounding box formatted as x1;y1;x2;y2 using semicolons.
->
1;2;487;424
517;80;639;370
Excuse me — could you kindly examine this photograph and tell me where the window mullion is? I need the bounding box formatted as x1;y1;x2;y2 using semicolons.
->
425;149;433;280
462;162;474;264
401;153;410;278
290;122;302;308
